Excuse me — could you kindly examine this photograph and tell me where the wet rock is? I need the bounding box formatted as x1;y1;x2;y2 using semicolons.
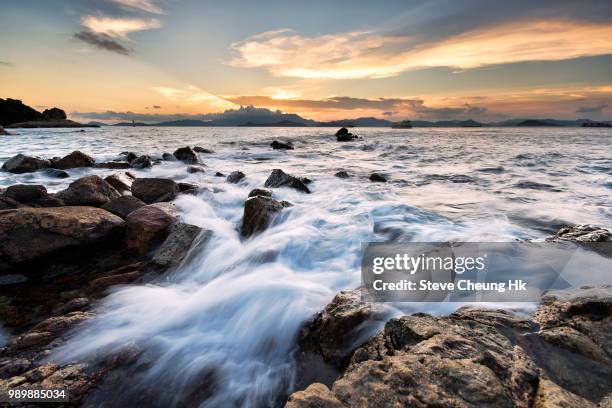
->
0;197;20;210
173;146;199;164
23;363;59;383
177;182;201;195
336;127;357;142
193;146;214;153
56;175;120;206
54;151;95;169
264;169;311;193
55;298;90;315
0;206;125;268
104;172;136;195
153;223;211;269
44;168;69;178
187;166;206;174
101;195;146;219
241;195;292;237
248;188;272;198
162;152;176;161
8;332;54;351
214;172;225;177
3;184;47;203
131;178;179;204
335;171;350;179
227;171;246;184
125;202;179;254
546;224;611;242
94;161;131;169
271;140;294;150
89;271;141;291
130;155;153;169
0;359;32;379
1;154;51;173
285;383;344;408
121;152;138;163
32;312;92;334
369;173;387;182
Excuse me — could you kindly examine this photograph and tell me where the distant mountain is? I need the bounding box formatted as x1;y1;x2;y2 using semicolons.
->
113;122;151;127
156;119;212;126
85;121;108;126
1;98;95;128
410;119;483;127
493;118;594;127
317;117;393;127
239;120;307;127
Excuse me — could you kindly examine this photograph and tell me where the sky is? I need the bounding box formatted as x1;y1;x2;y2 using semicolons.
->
1;0;611;122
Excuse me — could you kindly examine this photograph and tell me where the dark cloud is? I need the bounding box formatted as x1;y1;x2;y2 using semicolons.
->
576;102;608;114
153;105;161;109
73;31;130;55
408;101;488;118
382;111;396;116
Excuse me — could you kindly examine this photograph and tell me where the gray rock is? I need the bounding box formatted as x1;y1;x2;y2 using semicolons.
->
546;225;611;242
1;154;51;174
131;178;179;204
187;166;206;174
264;169;311;193
153;223;212;268
227;171;246;184
241;195;292;237
131;155;153;169
162;153;176;161
193;146;214;154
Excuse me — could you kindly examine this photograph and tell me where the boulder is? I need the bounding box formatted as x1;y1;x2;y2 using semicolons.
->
0;206;125;268
271;141;294;150
1;154;51;174
335;171;350;179
104;172;136;194
42;108;67;121
0;197;20;210
264;169;311;193
187;166;206;174
131;178;179;204
193;146;214;154
125;203;179;254
173;146;198;164
369;173;387;182
162;153;176;161
285;383;343;408
121;152;138;163
336;127;357;142
44;168;69;178
226;171;246;184
55;175;120;206
3;184;47;203
94;162;131;169
241;195;292;237
546;225;611;242
152;223;212;268
248;188;272;198
54;151;95;169
178;182;200;195
101;195;146;219
130;155;152;169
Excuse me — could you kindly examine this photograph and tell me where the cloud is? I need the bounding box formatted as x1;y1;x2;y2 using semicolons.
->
152;86;236;109
110;0;164;14
0;61;12;67
81;15;162;38
73;31;131;55
576;102;608;113
231;20;612;79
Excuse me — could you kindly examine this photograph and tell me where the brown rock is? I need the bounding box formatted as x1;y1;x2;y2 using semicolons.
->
131;178;179;204
54;151;95;169
285;383;343;408
125;202;179;254
31;312;92;334
1;154;51;173
89;271;141;291
55;175;120;206
104;172;136;194
3;184;47;203
240;195;292;237
545;224;611;242
248;188;272;198
131;155;153;169
94;161;131;169
173;146;198;164
227;171;246;184
102;195;146;219
152;223;211;269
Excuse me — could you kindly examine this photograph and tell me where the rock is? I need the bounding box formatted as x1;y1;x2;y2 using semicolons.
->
248;188;272;198
32;312;92;334
241;195;292;237
55;175;120;206
298;289;386;365
0;274;28;285
214;172;225;177
335;171;350;179
8;332;54;351
0;126;8;135
227;171;246;184
546;225;611;242
121;152;138;163
187;166;206;174
0;206;125;268
0;197;20;210
0;358;32;379
369;173;387;182
178;182;200;195
131;155;153;169
55;298;90;315
23;363;59;383
300;177;312;185
533;378;596;408
131;178;179;204
44;168;69;178
94;161;131;169
3;184;47;203
1;154;51;173
162;153;176;161
101;195;146;219
125;203;179;254
335;127;357;142
104;172;136;195
285;383;344;408
42;107;67;121
264;169;311;193
193;146;214;153
173;146;198;164
89;271;141;291
152;223;212;268
271;141;294;150
54;151;95;169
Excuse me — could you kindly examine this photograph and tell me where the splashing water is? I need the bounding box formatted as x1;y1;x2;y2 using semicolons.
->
1;126;610;406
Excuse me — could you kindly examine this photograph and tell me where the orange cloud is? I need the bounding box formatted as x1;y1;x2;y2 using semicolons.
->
231;20;612;79
81;15;162;38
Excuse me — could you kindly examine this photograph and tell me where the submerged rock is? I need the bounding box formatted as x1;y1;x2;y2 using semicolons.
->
54;151;95;169
125;202;178;254
104;172;136;195
0;206;124;269
44;168;70;178
546;224;611;242
56;175;120;206
94;162;131;169
226;171;246;184
335;171;350;179
152;223;212;269
173;146;198;164
162;152;176;161
131;178;179;204
121;152;138;163
1;154;51;174
130;155;153;169
241;195;292;237
187;166;206;174
101;195;146;219
271;141;294;150
369;173;387;182
193;146;214;154
264;169;311;193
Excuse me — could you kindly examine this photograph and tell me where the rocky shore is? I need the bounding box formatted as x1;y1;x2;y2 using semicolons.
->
0;144;610;407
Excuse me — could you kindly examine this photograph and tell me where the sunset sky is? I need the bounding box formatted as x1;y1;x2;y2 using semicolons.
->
1;0;611;122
